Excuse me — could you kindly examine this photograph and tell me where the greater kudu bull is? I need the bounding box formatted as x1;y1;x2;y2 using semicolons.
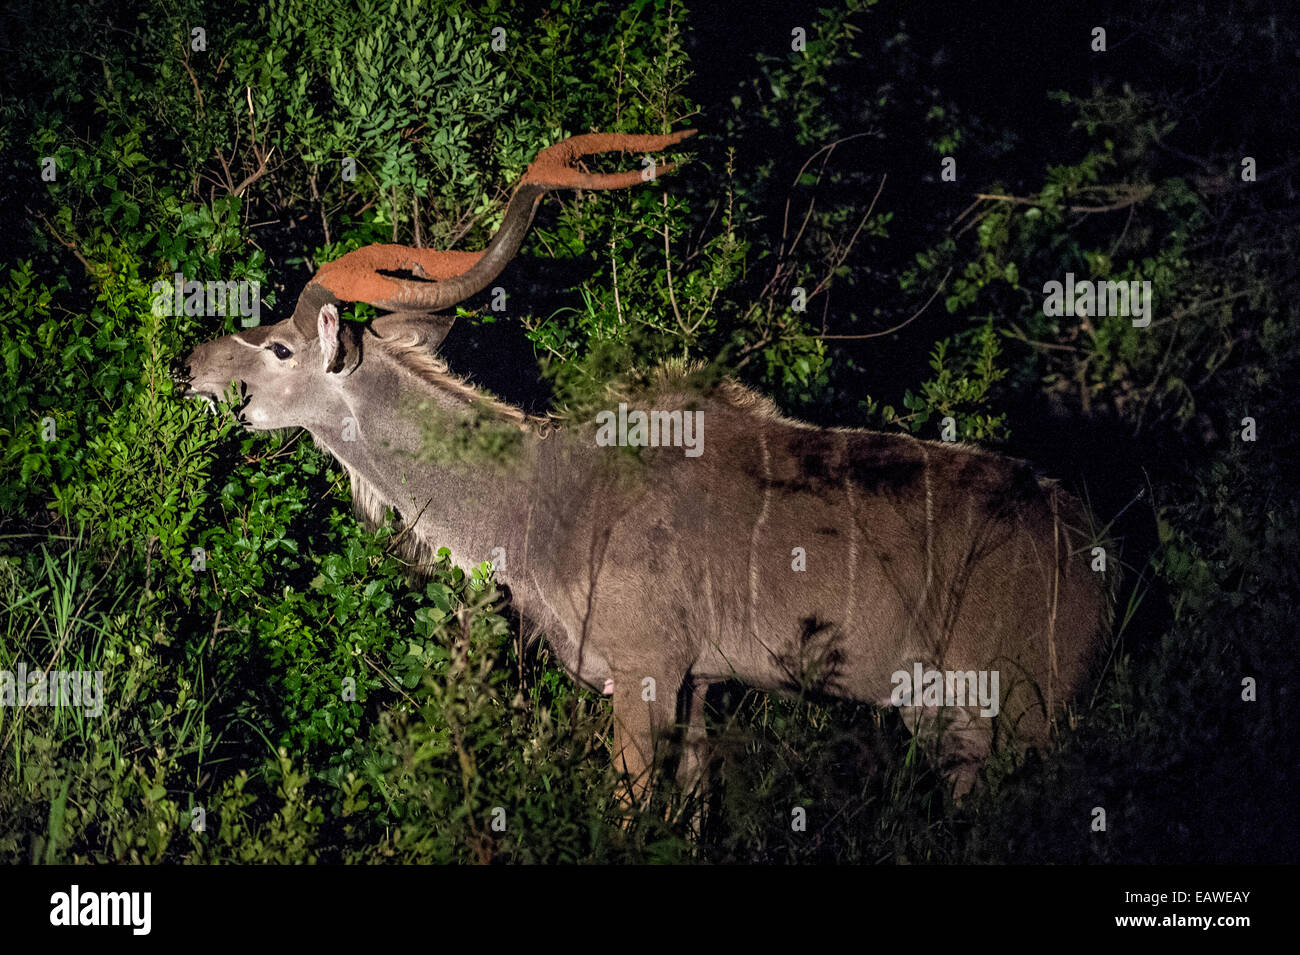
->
181;130;1111;804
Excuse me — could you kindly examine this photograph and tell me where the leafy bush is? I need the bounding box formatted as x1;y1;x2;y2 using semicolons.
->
1;0;1295;863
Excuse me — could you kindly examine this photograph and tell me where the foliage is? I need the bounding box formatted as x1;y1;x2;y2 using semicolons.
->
0;0;1295;863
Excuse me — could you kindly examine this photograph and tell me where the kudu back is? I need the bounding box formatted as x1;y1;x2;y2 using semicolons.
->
181;130;1111;801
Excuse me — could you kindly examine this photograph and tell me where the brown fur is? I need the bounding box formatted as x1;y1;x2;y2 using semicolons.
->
181;130;1113;808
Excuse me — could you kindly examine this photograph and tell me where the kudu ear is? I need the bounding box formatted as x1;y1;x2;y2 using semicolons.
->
317;304;343;373
371;311;456;351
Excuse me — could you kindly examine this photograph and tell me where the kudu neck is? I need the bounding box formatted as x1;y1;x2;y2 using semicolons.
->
311;344;546;579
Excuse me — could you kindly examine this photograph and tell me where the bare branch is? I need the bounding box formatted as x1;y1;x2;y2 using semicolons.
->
973;183;1154;214
818;266;952;340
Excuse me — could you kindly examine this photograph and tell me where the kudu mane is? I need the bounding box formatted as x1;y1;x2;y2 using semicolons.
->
294;131;697;569
334;328;544;571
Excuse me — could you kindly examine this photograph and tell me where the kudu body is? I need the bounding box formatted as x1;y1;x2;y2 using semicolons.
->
182;131;1111;800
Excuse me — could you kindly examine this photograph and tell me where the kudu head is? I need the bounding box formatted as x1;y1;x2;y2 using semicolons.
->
178;130;695;431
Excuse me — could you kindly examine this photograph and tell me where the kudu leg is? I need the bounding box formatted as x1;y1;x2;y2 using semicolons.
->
901;704;992;801
670;676;713;838
609;667;681;809
675;676;711;797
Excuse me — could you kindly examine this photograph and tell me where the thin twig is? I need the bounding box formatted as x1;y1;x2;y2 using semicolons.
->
32;211;98;276
974;183;1154;214
779;132;871;258
809;174;885;300
179;47;204;114
610;238;624;325
662;192;684;332
818;266;952;340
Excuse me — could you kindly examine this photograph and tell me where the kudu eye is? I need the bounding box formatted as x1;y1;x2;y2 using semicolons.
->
270;342;293;361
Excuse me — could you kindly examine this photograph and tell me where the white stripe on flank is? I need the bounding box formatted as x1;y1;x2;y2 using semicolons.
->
1047;487;1061;718
842;432;857;637
522;467;536;581
703;528;719;641
919;442;934;615
748;431;772;640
